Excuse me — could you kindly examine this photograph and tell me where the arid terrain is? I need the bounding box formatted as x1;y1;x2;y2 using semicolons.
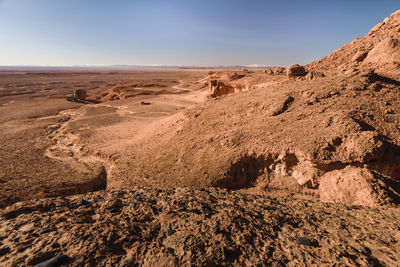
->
0;69;208;207
2;9;400;266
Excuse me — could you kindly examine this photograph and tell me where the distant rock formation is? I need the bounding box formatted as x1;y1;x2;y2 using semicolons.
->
209;80;235;97
73;89;87;100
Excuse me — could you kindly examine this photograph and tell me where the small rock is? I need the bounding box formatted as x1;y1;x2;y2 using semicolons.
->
371;82;382;91
180;214;189;219
19;223;34;232
106;199;122;210
33;255;72;267
212;226;219;234
167;229;176;235
295;237;313;246
77;199;90;206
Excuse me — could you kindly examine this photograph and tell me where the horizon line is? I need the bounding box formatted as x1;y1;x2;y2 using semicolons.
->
0;64;283;69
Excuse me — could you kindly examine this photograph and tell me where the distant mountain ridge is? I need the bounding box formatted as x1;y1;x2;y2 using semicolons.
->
0;65;277;70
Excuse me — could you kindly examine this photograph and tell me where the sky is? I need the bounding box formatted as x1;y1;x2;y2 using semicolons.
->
0;0;399;66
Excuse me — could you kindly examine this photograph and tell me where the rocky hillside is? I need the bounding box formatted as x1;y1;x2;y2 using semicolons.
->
114;69;400;207
104;10;400;208
308;10;400;77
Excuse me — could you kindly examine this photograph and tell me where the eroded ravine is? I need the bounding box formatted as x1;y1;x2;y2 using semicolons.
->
42;81;209;196
44;106;114;193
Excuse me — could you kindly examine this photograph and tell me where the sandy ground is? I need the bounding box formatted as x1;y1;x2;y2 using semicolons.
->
0;69;208;207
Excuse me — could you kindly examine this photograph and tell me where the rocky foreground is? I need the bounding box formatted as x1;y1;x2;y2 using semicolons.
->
1;187;400;266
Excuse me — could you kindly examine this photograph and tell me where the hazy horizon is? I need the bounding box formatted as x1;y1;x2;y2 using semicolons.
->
1;0;399;66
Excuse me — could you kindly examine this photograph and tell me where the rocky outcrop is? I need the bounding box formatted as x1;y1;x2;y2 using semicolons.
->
286;64;307;78
209;80;235;97
364;38;400;65
202;70;280;97
319;166;400;206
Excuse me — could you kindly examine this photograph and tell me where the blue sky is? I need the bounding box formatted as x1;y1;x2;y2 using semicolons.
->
0;0;399;66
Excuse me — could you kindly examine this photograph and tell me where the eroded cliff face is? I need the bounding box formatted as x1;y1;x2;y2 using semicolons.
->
201;70;283;97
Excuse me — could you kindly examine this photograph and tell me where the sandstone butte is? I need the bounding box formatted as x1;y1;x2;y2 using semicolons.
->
2;9;400;267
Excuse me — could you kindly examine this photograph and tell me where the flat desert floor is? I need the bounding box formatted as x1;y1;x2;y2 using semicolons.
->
0;69;209;207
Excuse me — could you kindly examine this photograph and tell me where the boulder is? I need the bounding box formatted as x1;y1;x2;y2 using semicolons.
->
286;64;307;78
319;166;400;207
364;38;400;65
73;89;87;100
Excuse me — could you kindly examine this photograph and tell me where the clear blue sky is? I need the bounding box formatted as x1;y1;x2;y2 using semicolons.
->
0;0;399;66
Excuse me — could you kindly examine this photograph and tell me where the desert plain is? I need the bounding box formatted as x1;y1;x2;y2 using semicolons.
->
2;9;400;267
